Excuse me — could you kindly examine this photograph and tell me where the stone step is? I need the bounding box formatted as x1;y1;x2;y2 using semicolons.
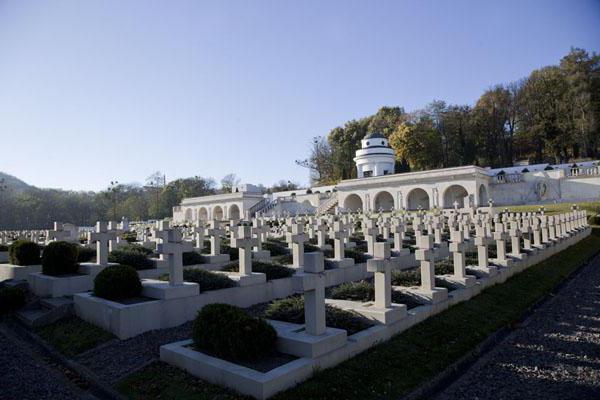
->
0;279;29;290
16;297;73;328
39;296;73;309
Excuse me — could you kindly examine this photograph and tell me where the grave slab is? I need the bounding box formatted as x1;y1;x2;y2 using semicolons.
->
269;319;347;358
142;279;200;300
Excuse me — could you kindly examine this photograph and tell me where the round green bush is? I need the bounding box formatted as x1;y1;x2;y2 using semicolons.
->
8;240;41;266
262;241;288;256
121;231;137;243
108;250;154;270
330;281;373;302
42;241;79;276
94;265;142;301
0;287;26;315
183;251;204;266
118;243;154;256
192;303;276;361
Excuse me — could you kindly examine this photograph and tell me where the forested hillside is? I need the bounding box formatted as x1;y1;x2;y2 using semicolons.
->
298;48;600;184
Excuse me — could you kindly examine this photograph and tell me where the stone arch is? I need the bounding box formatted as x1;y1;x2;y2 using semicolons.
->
229;204;240;220
374;191;394;212
198;207;208;222
478;185;489;206
213;206;224;221
443;185;469;209
184;208;193;222
343;194;363;212
407;188;430;210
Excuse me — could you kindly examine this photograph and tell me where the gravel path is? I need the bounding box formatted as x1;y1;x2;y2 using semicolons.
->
75;321;193;384
0;323;84;400
435;254;600;400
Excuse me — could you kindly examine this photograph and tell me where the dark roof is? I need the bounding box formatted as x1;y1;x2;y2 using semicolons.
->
364;132;385;139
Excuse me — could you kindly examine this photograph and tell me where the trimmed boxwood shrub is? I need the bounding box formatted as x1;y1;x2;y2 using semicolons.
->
183;251;204;266
262;241;288;256
328;280;421;308
222;261;295;281
329;280;373;302
108;250;154;270
0;287;26;314
192;303;276;361
121;231;137;243
8;240;41;266
304;243;321;253
221;244;239;261
118;243;153;256
42;241;79;276
160;269;236;292
77;247;96;263
264;296;372;335
94;265;142;300
253;261;295;280
345;248;368;264
391;269;421;287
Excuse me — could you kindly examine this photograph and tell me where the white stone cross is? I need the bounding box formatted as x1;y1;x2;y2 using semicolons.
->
367;242;394;309
156;221;193;285
107;221;124;252
291;252;326;336
332;220;347;261
449;229;467;279
315;220;329;249
193;222;205;250
287;221;308;268
88;221;116;266
251;218;268;251
493;222;508;262
363;218;379;255
231;225;258;275
205;220;225;256
391;218;406;252
509;222;522;256
46;222;69;244
415;232;435;291
474;225;490;268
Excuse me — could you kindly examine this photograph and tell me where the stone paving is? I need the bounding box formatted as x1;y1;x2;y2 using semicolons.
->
0;323;84;400
436;254;600;400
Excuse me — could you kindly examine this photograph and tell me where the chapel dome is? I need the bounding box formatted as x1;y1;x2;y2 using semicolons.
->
364;132;385;139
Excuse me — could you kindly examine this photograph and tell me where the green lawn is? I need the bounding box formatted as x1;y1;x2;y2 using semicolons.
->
501;200;600;216
117;362;250;400
36;316;114;357
117;229;600;400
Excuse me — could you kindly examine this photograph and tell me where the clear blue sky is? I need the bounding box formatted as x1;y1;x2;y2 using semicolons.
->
0;0;598;191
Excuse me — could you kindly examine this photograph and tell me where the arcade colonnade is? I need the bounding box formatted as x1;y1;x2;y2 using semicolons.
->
337;166;491;212
178;191;264;223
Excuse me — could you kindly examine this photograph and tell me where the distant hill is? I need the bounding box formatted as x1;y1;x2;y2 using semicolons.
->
0;171;34;192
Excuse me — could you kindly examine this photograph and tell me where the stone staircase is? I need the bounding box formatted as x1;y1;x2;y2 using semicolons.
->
316;193;338;215
249;198;277;217
16;296;73;328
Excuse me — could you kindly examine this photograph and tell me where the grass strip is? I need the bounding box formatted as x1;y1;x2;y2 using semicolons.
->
36;316;114;357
